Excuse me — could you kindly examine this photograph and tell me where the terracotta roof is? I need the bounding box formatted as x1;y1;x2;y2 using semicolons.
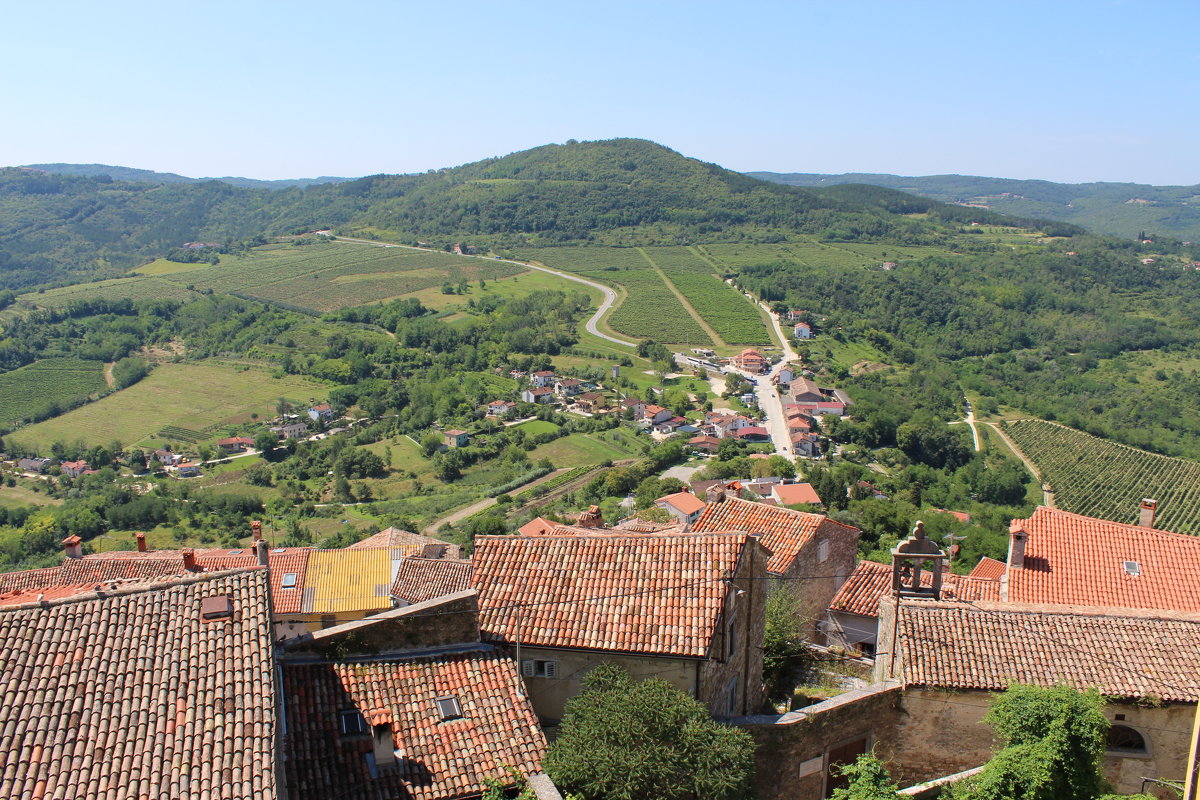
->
0;565;64;593
0;569;278;799
472;533;754;657
72;554;190;581
771;483;822;506
892;599;1200;702
518;517;559;537
347;527;461;558
282;649;546;800
302;549;395;614
734;426;769;438
195;548;311;614
1008;506;1200;611
656;491;706;515
391;557;474;605
968;556;1007;581
691;496;860;574
828;560;1000;618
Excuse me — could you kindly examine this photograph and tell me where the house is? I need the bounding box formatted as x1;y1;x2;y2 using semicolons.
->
621;397;647;418
553;378;584;397
654;490;707;525
575;392;606;413
390;557;473;606
443;429;469;449
776;363;802;385
517;516;560;537
734;426;770;441
823;559;1000;655
307;403;334;422
968;555;1006;580
471;532;770;722
794;322;813;339
17;457;50;473
271;421;310;440
0;569;282;800
730;348;768;373
175;461;200;477
691;494;861;639
653;415;686;434
217;435;255;453
1003;503;1200;611
59;459;89;478
784;308;805;322
521;387;554;404
530;370;556;388
791;431;819;456
486;399;517;418
873;596;1200;796
790;376;824;404
689;434;722;454
508;369;527;381
641;404;673;424
771;482;822;508
345;527;465;559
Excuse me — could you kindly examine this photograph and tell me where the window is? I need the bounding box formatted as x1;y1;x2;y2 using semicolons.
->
435;696;462;720
227;550;243;555
280;573;298;589
339;710;367;735
1123;561;1141;577
1106;725;1148;755
521;659;559;678
818;540;830;563
725;593;741;659
725;675;739;716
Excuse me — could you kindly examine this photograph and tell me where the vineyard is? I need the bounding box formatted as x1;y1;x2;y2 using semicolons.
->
0;359;107;427
25;276;198;309
1004;419;1200;535
667;272;770;345
511;465;596;503
593;269;711;345
511;247;648;273
160;242;524;312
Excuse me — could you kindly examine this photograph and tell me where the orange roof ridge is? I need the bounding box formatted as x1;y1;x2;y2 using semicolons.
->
1025;504;1188;538
0;566;265;612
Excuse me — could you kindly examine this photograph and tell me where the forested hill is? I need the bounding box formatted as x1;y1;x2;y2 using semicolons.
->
749;170;1200;241
20;164;353;190
0;139;1075;291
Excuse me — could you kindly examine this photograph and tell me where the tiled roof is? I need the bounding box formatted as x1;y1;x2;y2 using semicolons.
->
303;548;395;614
196;548;311;614
72;554;190;581
772;483;822;506
346;528;463;559
968;556;1007;581
282;649;546;800
472;533;753;657
517;517;559;537
0;569;278;799
691;496;861;574
893;599;1200;702
391;558;474;605
828;560;1000;618
656;491;706;515
0;565;64;593
1008;506;1200;611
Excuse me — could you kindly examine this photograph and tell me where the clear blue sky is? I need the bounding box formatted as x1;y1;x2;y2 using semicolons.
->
5;0;1198;184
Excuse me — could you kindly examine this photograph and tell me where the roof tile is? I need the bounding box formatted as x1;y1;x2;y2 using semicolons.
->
691;496;859;574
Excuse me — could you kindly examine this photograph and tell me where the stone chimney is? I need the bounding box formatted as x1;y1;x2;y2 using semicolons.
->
1007;520;1027;570
135;532;148;553
576;505;604;529
182;548;197;571
251;520;263;542
707;485;726;504
255;539;269;568
371;713;396;769
63;535;83;559
1138;498;1157;529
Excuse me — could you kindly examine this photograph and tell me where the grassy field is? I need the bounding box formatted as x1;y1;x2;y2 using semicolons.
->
527;431;642;468
8;361;326;452
157;241;524;312
0;482;61;509
513;419;561;436
18;275;199;310
0;358;108;427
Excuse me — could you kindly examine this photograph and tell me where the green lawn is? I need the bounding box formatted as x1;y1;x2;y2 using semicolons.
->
8;361;326;452
527;432;641;468
513;419;560;436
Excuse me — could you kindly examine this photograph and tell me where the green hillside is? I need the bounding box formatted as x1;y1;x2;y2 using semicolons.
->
750;170;1200;241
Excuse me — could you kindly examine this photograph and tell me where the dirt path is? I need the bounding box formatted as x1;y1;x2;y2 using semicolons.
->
984;422;1055;507
103;362;115;388
420;467;573;535
636;247;724;348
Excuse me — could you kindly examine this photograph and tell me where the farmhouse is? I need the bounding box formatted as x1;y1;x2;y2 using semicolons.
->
486;399;517;418
271;421;309;440
217;435;255;453
553;378;584;397
442;429;469;449
530;370;556;388
59;459;89;478
306;403;333;422
654;490;707;525
17;456;51;473
521;387;553;404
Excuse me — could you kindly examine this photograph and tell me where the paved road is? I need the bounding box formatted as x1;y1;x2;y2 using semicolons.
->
963;398;981;452
333;236;635;347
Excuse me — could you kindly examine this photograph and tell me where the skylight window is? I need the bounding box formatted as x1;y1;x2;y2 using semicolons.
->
227;550;242;555
281;573;298;589
435;696;462;720
1123;561;1141;577
339;710;367;735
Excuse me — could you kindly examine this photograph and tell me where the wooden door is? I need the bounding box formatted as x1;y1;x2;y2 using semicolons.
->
824;736;869;797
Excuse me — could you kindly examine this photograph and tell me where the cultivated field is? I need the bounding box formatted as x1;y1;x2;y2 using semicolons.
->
19;276;199;309
1004;419;1200;535
8;361;325;452
159;242;525;312
0;358;107;427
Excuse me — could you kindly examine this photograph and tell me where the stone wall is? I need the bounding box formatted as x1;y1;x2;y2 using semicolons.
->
700;538;769;716
282;591;480;658
732;681;903;800
782;523;857;641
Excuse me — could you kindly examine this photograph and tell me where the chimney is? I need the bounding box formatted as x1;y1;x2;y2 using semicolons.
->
62;535;83;559
255;539;269;568
371;715;396;769
135;532;148;553
576;505;604;529
251;520;263;542
182;548;197;571
1007;521;1026;570
707;485;726;504
1138;498;1157;529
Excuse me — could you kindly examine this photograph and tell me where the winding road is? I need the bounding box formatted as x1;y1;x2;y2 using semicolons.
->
333;236;635;347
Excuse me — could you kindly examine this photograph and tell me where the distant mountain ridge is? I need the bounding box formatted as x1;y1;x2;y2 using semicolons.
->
18;163;353;190
748;171;1200;240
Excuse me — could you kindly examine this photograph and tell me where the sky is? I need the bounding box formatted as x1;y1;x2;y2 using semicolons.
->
4;1;1198;184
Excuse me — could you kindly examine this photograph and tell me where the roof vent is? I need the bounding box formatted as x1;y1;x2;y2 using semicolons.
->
200;595;234;621
1123;561;1141;577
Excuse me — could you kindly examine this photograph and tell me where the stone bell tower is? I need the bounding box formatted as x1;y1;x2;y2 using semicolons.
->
891;520;948;600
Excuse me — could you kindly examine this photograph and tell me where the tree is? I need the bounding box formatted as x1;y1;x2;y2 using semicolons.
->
420;432;442;458
254;431;279;456
830;753;900;800
762;583;808;700
545;663;755;800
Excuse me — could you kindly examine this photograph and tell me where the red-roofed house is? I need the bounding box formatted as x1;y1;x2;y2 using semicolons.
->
217;436;255;453
641;404;673;424
731;348;768;373
690;494;860;639
654;490;707;525
968;556;1006;580
442;429;469;449
517;516;559;537
472;532;770;721
521;387;553;404
770;482;822;508
60;459;89;478
734;426;770;441
1004;504;1200;611
689;434;722;454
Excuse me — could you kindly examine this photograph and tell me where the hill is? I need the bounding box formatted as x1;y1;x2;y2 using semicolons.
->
749;170;1200;241
0;139;1077;291
19;163;353;190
